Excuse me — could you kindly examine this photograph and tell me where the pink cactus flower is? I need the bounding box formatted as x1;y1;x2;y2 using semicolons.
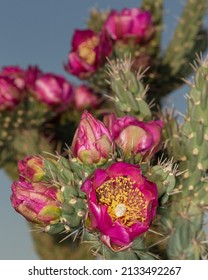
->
71;111;114;165
81;162;158;250
10;180;63;225
0;76;22;110
103;8;154;43
104;114;163;157
18;156;45;182
1;66;26;90
74;85;100;110
31;73;74;110
65;29;112;78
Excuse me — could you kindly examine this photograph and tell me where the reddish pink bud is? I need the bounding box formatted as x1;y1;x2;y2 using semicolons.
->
31;73;74;110
72;111;114;164
104;114;163;157
18;156;45;182
1;66;26;90
25;65;43;88
74;85;100;110
81;162;158;249
103;8;154;43
11;180;63;225
0;76;22;110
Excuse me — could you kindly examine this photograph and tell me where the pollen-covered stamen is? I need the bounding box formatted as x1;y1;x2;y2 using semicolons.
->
78;36;99;65
96;176;148;226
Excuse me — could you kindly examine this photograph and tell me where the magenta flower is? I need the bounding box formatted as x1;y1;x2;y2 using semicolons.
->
10;180;63;225
65;29;112;78
0;76;22;110
18;156;45;182
103;8;154;43
104;114;163;157
74;85;100;110
81;162;158;250
1;66;26;90
31;73;74;110
71;111;114;165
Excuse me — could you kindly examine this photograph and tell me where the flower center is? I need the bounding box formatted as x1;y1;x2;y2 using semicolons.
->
115;203;126;217
78;36;99;65
96;176;148;226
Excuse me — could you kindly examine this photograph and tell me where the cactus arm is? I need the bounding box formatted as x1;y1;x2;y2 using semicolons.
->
106;57;152;121
148;0;207;104
141;0;163;59
165;55;208;259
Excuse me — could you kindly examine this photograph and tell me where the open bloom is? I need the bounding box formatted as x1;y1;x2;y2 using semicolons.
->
72;111;114;165
10;180;63;225
81;162;158;250
104;114;163;157
103;8;154;43
18;156;45;182
0;76;22;110
65;29;112;78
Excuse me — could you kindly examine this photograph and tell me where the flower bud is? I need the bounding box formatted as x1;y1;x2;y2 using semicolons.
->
32;73;74;110
74;85;100;110
0;76;22;110
10;180;63;225
104;114;163;157
18;156;45;182
103;8;154;43
72;111;114;164
1;66;26;90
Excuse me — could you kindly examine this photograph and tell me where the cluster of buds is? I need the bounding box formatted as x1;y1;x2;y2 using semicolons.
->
10;109;164;252
0;65;101;114
10;156;63;227
72;111;163;164
65;7;155;78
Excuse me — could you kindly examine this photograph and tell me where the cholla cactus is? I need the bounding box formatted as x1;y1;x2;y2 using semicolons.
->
2;0;208;260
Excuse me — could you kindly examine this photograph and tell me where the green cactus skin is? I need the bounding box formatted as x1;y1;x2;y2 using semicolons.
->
141;0;163;60
152;0;208;101
162;0;207;76
106;56;152;121
164;55;208;259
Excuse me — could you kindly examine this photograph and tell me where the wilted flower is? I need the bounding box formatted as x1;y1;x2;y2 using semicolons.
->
103;8;154;43
72;111;114;165
0;76;22;110
0;66;26;90
10;180;63;225
18;156;45;182
104;114;163;157
81;162;158;251
65;29;112;78
74;85;100;110
31;73;74;109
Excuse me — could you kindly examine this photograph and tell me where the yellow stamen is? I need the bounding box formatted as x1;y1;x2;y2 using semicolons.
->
96;176;148;226
78;36;99;65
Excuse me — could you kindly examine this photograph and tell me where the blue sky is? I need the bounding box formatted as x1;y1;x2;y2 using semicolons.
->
0;0;207;259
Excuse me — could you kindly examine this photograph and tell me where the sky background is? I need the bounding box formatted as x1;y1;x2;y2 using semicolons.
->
0;0;207;260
